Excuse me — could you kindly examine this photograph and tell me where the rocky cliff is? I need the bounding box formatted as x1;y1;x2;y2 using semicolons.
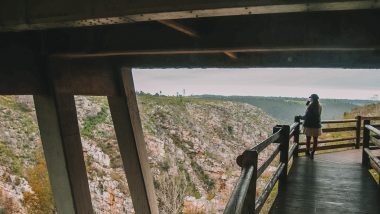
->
0;95;277;213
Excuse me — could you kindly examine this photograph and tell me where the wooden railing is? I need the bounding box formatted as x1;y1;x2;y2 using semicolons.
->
362;118;380;186
224;121;300;214
298;116;380;154
224;115;380;214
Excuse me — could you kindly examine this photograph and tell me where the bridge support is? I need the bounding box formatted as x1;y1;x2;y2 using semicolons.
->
108;68;159;214
34;93;93;213
31;61;158;213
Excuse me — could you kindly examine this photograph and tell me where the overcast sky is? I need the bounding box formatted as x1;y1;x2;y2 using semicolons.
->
132;68;380;100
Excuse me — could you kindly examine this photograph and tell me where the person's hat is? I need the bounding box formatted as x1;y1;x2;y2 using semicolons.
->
309;94;319;100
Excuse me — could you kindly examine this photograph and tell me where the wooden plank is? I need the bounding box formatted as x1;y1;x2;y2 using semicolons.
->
34;94;93;214
224;165;256;214
370;160;380;175
365;148;380;172
288;143;297;160
157;20;200;38
270;158;380;214
370;136;380;148
257;144;280;178
298;143;356;153
299;137;356;145
107;68;158;214
365;124;380;136
362;116;380;120
322;126;357;133
224;52;238;60
2;0;380;32
290;122;300;132
321;119;357;124
251;129;281;153
255;163;285;213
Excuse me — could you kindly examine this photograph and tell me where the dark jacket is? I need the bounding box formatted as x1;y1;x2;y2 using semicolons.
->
302;103;322;128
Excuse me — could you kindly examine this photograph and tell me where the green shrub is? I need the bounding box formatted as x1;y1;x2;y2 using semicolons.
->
190;160;215;191
81;107;108;138
0;142;22;176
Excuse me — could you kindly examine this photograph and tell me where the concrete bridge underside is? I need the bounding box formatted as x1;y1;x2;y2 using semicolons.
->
1;1;380;213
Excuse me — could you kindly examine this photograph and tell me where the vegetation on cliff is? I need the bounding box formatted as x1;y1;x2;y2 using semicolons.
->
0;95;277;213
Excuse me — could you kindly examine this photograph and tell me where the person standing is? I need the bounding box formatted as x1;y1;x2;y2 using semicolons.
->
299;94;322;159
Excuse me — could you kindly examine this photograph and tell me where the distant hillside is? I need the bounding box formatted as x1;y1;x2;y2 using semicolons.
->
343;102;380;119
196;95;375;123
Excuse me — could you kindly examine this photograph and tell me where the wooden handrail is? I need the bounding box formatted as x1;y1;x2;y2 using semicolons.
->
299;137;356;145
255;163;285;213
250;130;281;153
322;126;357;132
362;116;380;120
364;148;380;175
225;115;380;214
300;119;357;124
288;143;297;161
299;143;356;152
257;144;280;178
225;124;292;213
224;165;256;214
290;122;300;132
365;124;380;136
370;136;380;148
321;119;357;124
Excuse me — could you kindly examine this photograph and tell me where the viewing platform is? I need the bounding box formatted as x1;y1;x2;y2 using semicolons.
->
271;150;380;214
225;117;380;214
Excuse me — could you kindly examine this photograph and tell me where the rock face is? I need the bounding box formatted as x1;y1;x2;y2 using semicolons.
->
0;95;277;213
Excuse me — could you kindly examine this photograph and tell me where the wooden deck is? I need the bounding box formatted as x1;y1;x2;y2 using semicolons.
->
270;150;380;214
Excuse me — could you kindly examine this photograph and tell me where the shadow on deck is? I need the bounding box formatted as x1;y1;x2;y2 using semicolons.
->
270;150;380;214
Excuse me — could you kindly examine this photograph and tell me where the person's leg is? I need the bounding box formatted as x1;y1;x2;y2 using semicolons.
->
311;136;318;159
306;136;311;156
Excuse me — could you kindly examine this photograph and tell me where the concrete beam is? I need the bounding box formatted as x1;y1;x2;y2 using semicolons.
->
46;11;380;57
0;43;45;95
1;0;380;32
49;59;117;96
114;51;380;68
108;68;159;214
34;93;93;213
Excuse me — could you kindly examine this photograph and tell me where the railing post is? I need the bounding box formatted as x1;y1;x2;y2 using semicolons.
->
355;116;362;149
241;150;258;214
279;125;290;191
232;149;258;214
362;119;370;168
294;116;301;157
